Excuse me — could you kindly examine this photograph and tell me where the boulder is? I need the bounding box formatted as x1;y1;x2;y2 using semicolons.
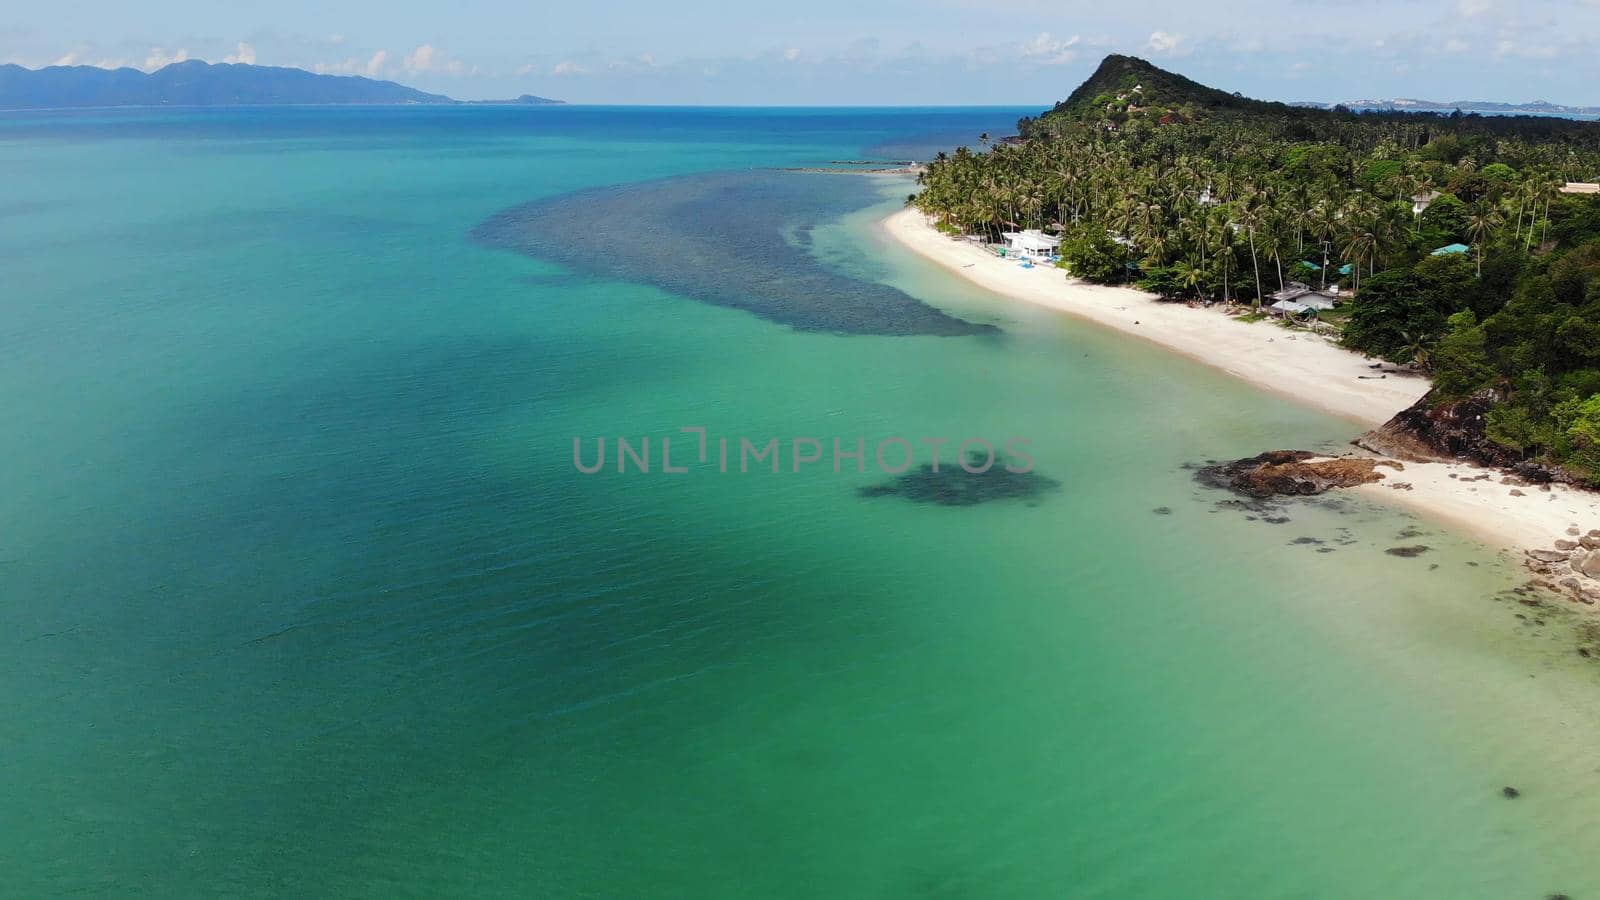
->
1580;534;1600;550
1528;549;1570;563
1577;550;1600;579
1197;451;1400;500
1555;539;1579;550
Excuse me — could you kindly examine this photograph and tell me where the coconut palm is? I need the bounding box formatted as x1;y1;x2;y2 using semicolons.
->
1464;201;1503;277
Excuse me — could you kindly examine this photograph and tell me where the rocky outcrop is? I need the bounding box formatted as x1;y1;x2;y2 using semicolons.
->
1357;388;1598;488
1524;532;1600;606
1198;450;1401;499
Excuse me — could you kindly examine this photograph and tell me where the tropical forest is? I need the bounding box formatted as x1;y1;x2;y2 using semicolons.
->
913;55;1600;482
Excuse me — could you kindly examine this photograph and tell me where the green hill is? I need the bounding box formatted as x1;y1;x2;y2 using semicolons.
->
1046;54;1300;119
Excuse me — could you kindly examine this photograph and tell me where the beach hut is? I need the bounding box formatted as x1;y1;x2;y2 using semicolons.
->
1269;299;1306;316
1431;243;1470;256
1000;229;1061;260
1560;182;1599;195
1267;282;1338;315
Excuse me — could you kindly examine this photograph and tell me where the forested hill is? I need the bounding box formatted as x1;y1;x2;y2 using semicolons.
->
1026;54;1600;146
916;55;1600;485
1046;54;1306;121
0;60;564;109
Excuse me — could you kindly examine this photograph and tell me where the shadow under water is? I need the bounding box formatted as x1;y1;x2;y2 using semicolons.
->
471;171;997;336
858;454;1060;506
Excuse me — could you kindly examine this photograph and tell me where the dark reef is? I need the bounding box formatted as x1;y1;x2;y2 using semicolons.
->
858;454;1059;506
471;171;998;337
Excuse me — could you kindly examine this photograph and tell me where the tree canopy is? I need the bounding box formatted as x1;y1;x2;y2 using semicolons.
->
911;55;1600;480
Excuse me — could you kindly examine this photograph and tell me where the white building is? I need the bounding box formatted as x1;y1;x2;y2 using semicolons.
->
1412;190;1442;216
1561;182;1599;195
1001;230;1061;260
1268;281;1338;316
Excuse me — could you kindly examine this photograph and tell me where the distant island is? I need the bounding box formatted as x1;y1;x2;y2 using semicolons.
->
1297;98;1600;117
464;94;565;106
0;60;563;109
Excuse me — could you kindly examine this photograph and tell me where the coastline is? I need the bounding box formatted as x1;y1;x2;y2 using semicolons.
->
1349;460;1600;556
881;208;1427;429
883;207;1600;568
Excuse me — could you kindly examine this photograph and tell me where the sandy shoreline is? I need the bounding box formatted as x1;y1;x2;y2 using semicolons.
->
1350;461;1600;555
883;208;1600;565
882;209;1426;429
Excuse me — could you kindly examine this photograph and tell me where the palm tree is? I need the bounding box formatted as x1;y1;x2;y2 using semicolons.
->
1398;330;1432;372
1174;259;1205;300
1236;192;1267;309
1341;229;1379;293
1464;201;1503;277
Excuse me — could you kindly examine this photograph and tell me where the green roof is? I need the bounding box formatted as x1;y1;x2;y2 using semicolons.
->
1303;261;1354;275
1432;243;1470;255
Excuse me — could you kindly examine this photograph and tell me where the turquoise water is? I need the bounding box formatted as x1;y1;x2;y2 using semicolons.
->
2;107;1599;898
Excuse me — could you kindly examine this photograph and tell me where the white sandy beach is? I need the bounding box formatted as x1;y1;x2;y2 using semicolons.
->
883;209;1427;429
1353;461;1600;554
884;208;1600;563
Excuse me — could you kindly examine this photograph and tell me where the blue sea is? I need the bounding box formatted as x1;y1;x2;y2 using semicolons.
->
2;106;1599;898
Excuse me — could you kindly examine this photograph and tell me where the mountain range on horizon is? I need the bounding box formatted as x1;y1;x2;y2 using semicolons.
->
0;59;562;109
0;56;1593;116
1296;97;1600;116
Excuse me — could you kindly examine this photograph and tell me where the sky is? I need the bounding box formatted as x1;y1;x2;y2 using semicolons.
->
3;0;1599;106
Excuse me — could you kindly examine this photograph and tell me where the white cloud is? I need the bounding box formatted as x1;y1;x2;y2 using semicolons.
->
1021;32;1080;65
52;51;80;66
1494;39;1561;59
403;44;467;75
306;50;389;77
223;42;256;65
1443;38;1470;53
784;47;801;62
142;47;189;71
1458;0;1492;17
404;44;436;72
552;60;587;76
1145;31;1187;55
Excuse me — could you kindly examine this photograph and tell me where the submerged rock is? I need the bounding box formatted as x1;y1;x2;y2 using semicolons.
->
1386;545;1430;558
857;454;1059;507
1502;786;1521;799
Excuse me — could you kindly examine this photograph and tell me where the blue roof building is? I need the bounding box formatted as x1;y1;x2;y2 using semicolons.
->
1432;243;1470;256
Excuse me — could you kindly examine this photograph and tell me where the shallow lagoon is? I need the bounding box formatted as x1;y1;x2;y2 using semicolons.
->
1;106;1598;898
